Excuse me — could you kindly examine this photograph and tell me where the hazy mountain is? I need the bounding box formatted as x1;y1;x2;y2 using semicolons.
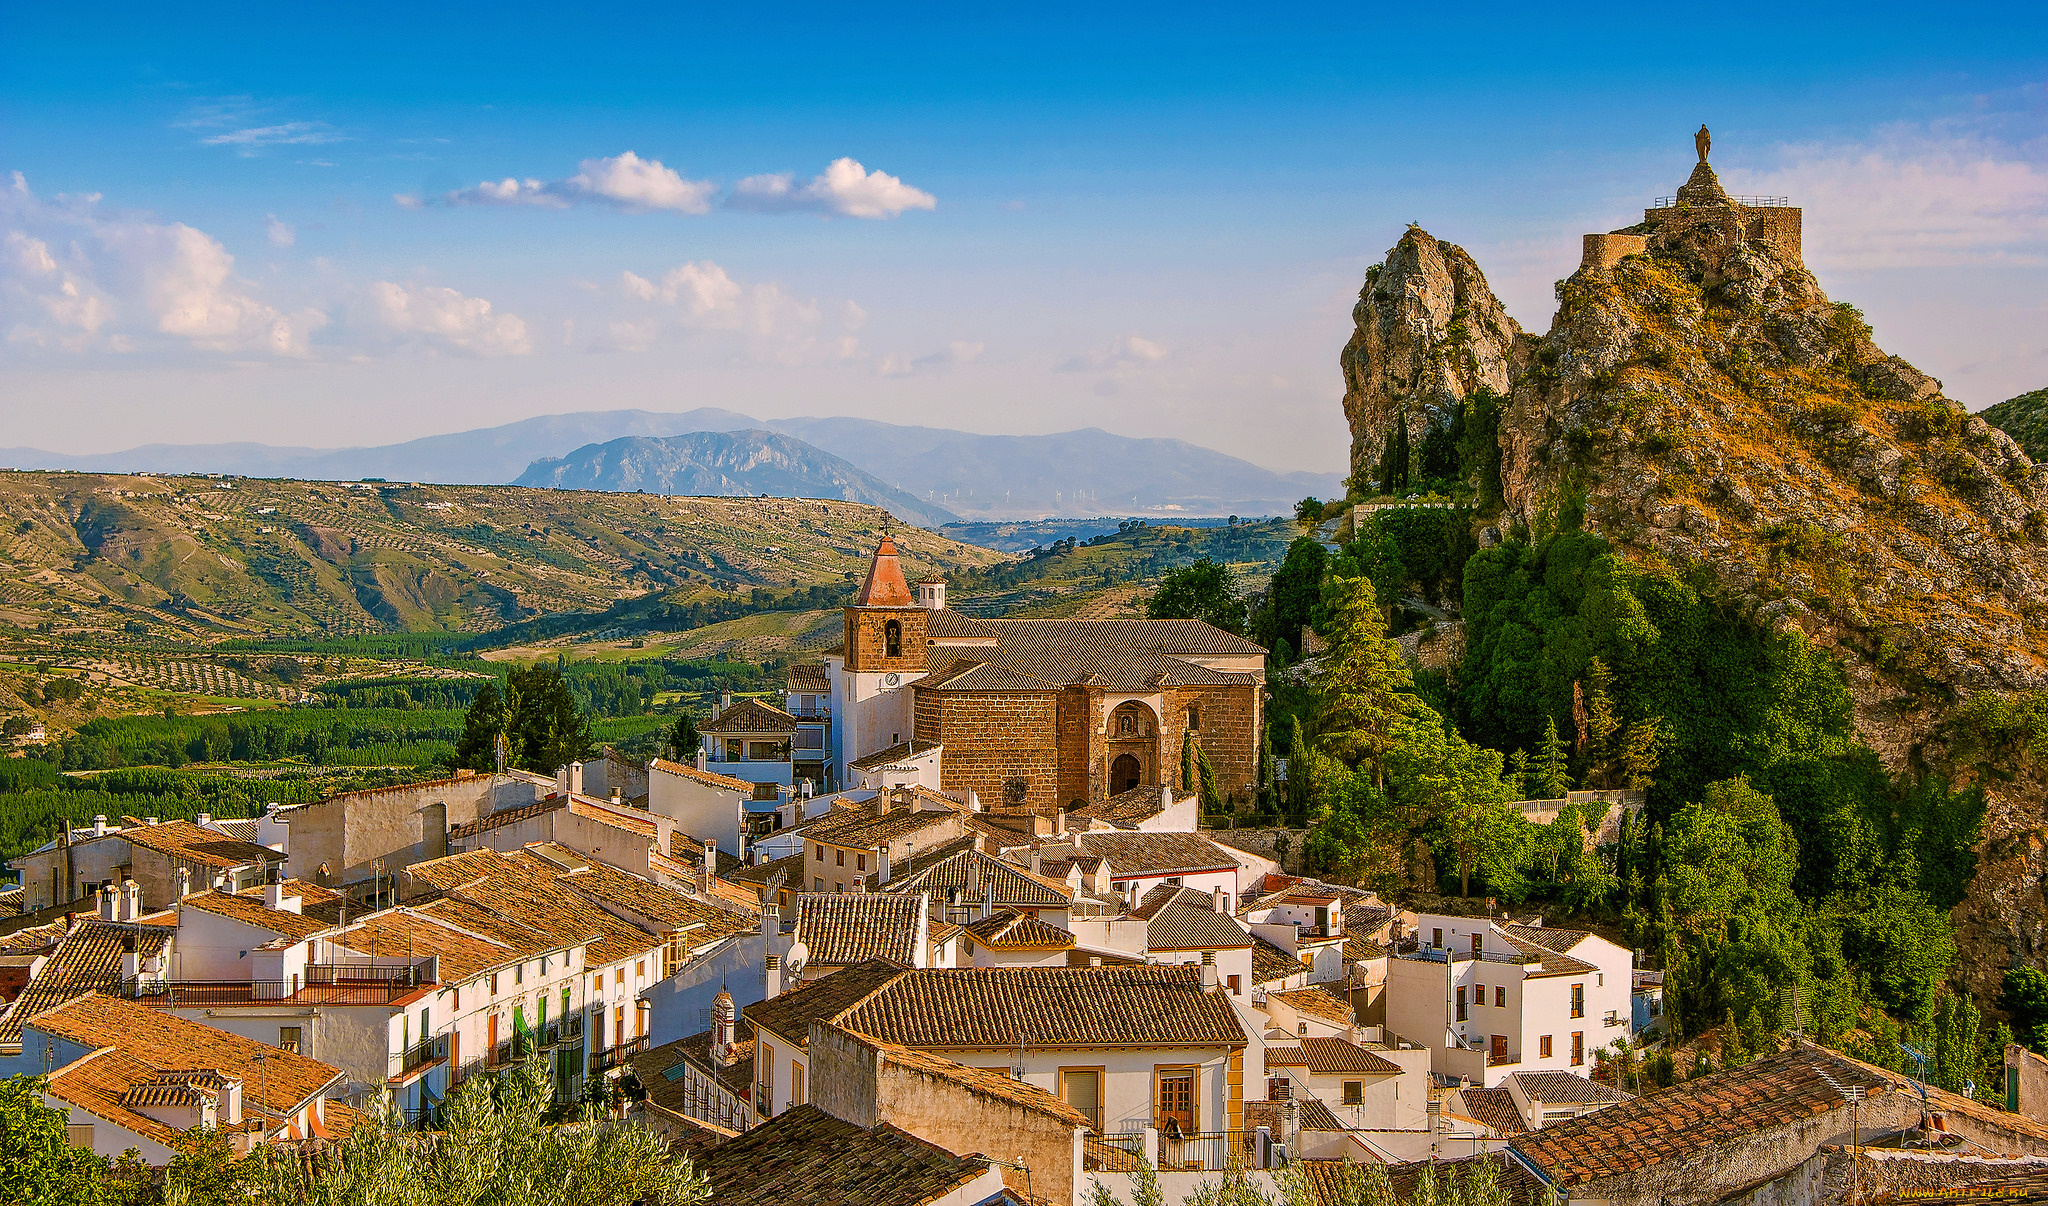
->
516;430;960;529
0;407;1342;519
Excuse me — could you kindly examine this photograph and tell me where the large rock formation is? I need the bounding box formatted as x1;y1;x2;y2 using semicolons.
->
1339;229;1523;491
1341;158;2048;1002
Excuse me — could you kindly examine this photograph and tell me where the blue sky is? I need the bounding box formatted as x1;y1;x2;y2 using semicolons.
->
3;2;2044;473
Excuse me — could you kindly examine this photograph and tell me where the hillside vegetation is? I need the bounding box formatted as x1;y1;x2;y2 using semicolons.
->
1983;386;2048;465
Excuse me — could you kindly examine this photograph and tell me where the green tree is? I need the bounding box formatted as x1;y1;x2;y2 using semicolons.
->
1311;574;1418;789
1619;717;1664;793
1533;716;1571;798
664;712;701;764
1576;658;1620;786
505;664;594;775
1393;409;1411;492
0;1075;112;1206
160;1125;257;1206
1294;496;1323;524
1148;557;1246;635
453;679;508;772
1251;537;1329;654
251;1055;708;1206
1931;990;1983;1096
1720;1006;1747;1067
2003;967;2048;1053
1285;715;1313;824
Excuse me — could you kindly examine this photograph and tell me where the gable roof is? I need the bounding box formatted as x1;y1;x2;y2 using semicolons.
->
1139;886;1252;951
787;663;831;693
401;849;666;969
0;919;175;1045
181;889;331;942
1263;1037;1401;1076
1510;1045;1895;1188
854;535;916;608
961;909;1077;951
699;697;798;736
916;609;1265;693
1269;986;1355;1026
884;843;1073;908
794;893;927;967
692;1103;989;1206
1501;932;1598;978
836;964;1247;1051
1067;831;1240;878
647;758;753;794
848;740;942;772
1508;1070;1634;1106
110;820;280;870
824;1021;1090;1129
744;960;914;1049
1252;936;1307;985
1069;784;1178;826
1458;1086;1528;1136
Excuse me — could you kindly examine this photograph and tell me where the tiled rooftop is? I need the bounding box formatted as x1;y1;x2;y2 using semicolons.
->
1268;986;1356;1026
918;609;1265;693
786;664;830;693
1251;936;1307;985
693;1103;991;1206
638;1026;756;1104
960;908;1077;950
1068;784;1177;825
182;889;331;941
1457;1086;1528;1136
699;697;798;736
1065;831;1241;878
744;960;912;1050
837;963;1248;1050
1263;1038;1401;1076
883;842;1073;907
824;1021;1091;1128
847;740;942;772
110;820;280;870
0;919;174;1045
1138;886;1252;951
648;757;754;794
794;893;927;967
1508;1070;1634;1106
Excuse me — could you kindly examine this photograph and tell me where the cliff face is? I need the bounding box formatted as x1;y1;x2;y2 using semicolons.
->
1342;174;2048;1001
1339;229;1523;491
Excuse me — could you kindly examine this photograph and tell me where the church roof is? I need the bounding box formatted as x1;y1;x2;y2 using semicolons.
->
855;536;915;607
913;611;1264;693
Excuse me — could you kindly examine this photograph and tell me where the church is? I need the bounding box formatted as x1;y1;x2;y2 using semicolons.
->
808;537;1267;813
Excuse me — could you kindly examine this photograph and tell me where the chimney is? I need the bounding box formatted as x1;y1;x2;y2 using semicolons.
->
144;816;157;826
195;812;209;826
568;762;584;796
265;874;300;914
720;688;733;711
1282;1097;1299;1147
98;884;117;921
1428;1096;1443;1133
556;765;570;795
701;839;717;897
1213;886;1227;914
711;990;737;1068
1053;809;1067;836
874;793;891;817
875;846;891;886
174;867;191;900
611;789;622;807
966;858;981;898
1161;784;1173;814
92;815;108;837
119;879;141;922
1028;845;1042;875
696;747;709;772
982;883;995;921
1089;956;1103;968
764;954;782;1001
1200;950;1218;989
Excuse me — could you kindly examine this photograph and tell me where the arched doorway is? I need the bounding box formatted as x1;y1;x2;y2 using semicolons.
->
1111;754;1143;794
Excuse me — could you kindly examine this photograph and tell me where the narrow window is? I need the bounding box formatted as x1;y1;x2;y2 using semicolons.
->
1540;1035;1553;1059
1227;974;1241;996
884;620;902;658
836;849;844;867
1571;1032;1584;1065
1455;986;1467;1021
1571;983;1585;1018
856;853;866;872
1432;928;1443;948
1185;706;1200;731
1495;986;1507;1007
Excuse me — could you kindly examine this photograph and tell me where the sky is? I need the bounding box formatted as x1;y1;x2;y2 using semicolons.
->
2;2;2045;475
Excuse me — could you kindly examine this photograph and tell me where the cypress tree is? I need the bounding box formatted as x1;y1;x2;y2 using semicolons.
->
1534;716;1572;798
1378;428;1400;496
1394;409;1412;491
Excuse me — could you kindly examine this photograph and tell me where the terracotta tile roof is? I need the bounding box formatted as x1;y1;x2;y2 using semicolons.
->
1458;1087;1528;1136
1069;784;1178;825
1247;1097;1346;1133
824;1021;1091;1128
648;758;753;794
848;740;942;772
885;844;1073;908
1344;933;1390;962
1067;831;1240;878
1140;887;1252;951
1504;924;1593;951
661;832;747;877
638;1026;755;1103
566;797;656;835
32;992;343;1126
1252;936;1306;985
699;697;798;736
743;960;913;1050
1294;1037;1400;1075
854;536;915;607
794;893;927;967
182;890;331;942
0;919;174;1044
327;907;521;982
793;801;966;851
510;852;752;943
112;820;280;870
0;917;67;955
1502;932;1597;978
693;1103;990;1206
786;664;830;693
1510;1045;1896;1188
836;964;1248;1051
919;609;1265;693
961;909;1077;951
1270;986;1356;1026
448;797;563;840
913;659;1056;692
1508;1070;1634;1106
730;851;805;893
404;850;666;969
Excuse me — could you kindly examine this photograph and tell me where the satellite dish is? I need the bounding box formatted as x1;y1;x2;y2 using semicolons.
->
785;942;810;980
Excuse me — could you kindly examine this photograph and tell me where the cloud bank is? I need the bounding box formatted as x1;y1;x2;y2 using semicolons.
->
405;153;933;219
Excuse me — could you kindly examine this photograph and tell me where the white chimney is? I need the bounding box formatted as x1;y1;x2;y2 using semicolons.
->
98;884;118;921
1213;886;1227;914
1200;950;1218;989
1161;784;1173;814
174;867;191;900
119;879;141;922
981;883;995;921
764;954;782;1001
875;845;891;886
568;762;584;796
611;789;622;807
1028;845;1042;875
556;765;571;795
719;688;733;711
712;990;737;1068
696;748;709;772
195;812;209;826
1089;956;1103;968
92;815;108;837
265;876;301;914
701;839;717;897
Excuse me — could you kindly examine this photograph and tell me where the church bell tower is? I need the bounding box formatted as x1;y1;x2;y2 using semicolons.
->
844;535;928;674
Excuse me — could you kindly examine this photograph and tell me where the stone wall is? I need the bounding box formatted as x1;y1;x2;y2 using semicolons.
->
1172;683;1262;804
1208;828;1311;875
1582;233;1649;271
843;605;928;674
916;690;1063;811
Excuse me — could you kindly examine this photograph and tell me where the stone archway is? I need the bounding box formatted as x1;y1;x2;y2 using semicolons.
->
1104;700;1160;797
1110;754;1143;794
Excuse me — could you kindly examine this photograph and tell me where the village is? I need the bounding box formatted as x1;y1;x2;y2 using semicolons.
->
6;537;2047;1206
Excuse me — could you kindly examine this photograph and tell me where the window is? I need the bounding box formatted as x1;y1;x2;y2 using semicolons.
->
1154;1067;1197;1133
884;620;902;658
1432;928;1443;948
541;955;550;975
1227;974;1241;996
1540;1035;1552;1059
761;1053;775;1114
836;849;845;867
1571;1032;1584;1065
1471;933;1483;957
1495;986;1507;1008
636;960;645;980
1597;973;1604;987
791;1060;806;1107
1343;1081;1364;1106
1117;712;1138;736
1267;1077;1292;1101
420;1006;430;1040
856;853;866;872
795;728;823;749
590;975;600;995
515;962;524;985
1472;983;1483;1005
615;968;624;987
1571;983;1585;1018
278;1026;301;1054
615;1005;626;1045
1455;986;1467;1021
834;881;844;893
562;987;570;1019
489;973;499;996
745;741;785;761
1061;1068;1104;1131
814;877;824;892
815;844;824;861
1185;706;1201;731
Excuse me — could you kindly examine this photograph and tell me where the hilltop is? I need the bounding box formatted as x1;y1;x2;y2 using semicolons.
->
1982;386;2048;465
514;429;959;528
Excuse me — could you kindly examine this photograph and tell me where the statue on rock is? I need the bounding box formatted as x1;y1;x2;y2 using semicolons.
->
1695;124;1711;164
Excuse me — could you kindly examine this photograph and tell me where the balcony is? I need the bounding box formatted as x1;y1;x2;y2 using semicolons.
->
542;1015;585;1047
592;1036;648;1073
1403;945;1533;967
401;1037;444;1074
123;976;424;1007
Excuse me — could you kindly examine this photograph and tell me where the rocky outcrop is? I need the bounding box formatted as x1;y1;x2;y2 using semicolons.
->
1339;229;1523;492
1343;165;2048;998
1984;386;2048;464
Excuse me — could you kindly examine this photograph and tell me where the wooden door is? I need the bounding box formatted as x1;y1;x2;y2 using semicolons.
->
1490;1034;1508;1065
1156;1070;1195;1131
486;1014;498;1064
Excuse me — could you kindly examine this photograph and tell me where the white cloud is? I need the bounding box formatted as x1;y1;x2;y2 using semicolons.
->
365;281;530;356
605;259;859;362
1059;333;1168;372
200;122;346;155
1;172;322;356
1725;128;2048;270
265;214;295;247
417;152;714;214
728;157;936;219
878;340;983;377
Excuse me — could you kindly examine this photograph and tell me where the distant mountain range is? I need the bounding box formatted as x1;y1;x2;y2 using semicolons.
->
0;407;1343;523
516;430;961;529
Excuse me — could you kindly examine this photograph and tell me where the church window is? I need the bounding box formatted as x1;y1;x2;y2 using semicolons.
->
1117;712;1137;736
884;620;902;658
1185;706;1201;731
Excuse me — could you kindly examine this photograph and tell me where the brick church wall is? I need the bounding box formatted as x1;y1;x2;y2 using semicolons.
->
1168;683;1261;804
1056;688;1104;806
844;607;929;674
914;690;1063;812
